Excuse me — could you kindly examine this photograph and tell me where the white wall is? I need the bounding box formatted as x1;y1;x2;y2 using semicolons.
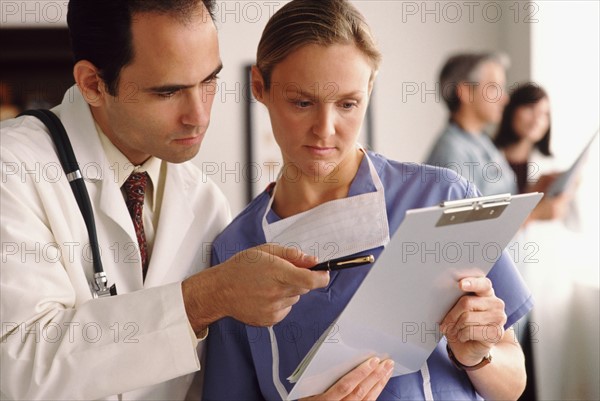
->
0;0;68;27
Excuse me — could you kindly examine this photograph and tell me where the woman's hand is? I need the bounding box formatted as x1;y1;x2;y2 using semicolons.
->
440;277;506;366
526;172;559;193
300;357;394;401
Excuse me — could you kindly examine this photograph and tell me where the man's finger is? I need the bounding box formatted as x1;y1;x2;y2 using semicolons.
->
258;243;318;267
235;246;329;290
276;260;330;290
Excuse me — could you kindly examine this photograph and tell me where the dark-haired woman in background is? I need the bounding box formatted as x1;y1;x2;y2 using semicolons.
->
495;83;571;222
495;84;552;193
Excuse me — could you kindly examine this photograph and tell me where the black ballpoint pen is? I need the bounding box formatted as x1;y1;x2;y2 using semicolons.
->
310;254;375;271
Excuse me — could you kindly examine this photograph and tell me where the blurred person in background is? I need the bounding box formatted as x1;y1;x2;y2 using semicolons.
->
494;83;571;221
426;54;569;224
426;52;514;196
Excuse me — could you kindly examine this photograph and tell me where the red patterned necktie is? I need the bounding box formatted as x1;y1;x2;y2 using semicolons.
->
123;172;150;279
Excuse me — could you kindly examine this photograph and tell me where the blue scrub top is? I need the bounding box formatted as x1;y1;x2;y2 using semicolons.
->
203;151;533;400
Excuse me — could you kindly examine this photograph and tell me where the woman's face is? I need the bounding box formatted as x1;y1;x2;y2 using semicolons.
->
255;43;373;181
512;97;550;143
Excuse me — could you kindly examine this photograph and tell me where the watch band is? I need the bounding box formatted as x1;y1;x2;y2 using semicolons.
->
446;343;492;371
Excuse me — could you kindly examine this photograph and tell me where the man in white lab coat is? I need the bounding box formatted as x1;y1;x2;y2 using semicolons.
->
0;1;341;399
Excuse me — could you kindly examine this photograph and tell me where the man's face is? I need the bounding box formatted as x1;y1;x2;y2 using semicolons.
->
460;61;508;125
94;8;221;165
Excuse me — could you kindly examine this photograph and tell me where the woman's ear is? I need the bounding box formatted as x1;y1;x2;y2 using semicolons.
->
73;60;106;107
251;65;266;104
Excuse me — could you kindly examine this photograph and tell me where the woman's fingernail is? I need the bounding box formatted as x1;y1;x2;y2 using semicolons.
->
462;280;471;289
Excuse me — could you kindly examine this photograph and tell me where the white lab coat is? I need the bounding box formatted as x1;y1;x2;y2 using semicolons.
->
0;86;231;400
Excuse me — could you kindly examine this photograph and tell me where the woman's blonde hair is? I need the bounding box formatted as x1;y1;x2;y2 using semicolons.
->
256;0;382;89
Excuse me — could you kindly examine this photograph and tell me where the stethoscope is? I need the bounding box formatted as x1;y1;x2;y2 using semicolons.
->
19;109;117;298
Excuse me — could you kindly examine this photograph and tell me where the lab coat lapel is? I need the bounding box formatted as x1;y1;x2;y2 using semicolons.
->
58;86;135;239
57;86;142;290
144;164;195;287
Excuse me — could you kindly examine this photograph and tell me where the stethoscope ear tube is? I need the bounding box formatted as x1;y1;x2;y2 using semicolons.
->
18;109;116;297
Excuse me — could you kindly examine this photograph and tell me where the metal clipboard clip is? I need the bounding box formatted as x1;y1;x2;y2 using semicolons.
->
436;193;512;227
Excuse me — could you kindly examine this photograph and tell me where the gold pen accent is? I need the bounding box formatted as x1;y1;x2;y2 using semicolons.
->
337;255;375;266
310;254;375;271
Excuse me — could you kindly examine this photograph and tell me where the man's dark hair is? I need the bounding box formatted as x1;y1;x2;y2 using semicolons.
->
67;0;216;96
439;52;509;114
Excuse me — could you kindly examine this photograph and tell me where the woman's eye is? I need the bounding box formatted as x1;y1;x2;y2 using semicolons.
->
341;102;358;110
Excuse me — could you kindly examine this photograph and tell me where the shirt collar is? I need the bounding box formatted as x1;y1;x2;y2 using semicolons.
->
449;121;483;142
95;123;162;206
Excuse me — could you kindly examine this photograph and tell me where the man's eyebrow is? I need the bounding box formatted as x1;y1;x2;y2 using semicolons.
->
144;63;224;93
204;63;223;82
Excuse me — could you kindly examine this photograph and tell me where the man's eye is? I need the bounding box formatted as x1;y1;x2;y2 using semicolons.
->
155;89;182;98
295;100;312;108
157;91;177;98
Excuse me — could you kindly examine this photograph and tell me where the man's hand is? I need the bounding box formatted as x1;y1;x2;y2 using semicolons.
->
441;277;506;367
182;244;330;331
301;358;394;401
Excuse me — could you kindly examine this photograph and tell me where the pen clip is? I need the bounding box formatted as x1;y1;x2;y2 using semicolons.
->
310;254;375;272
336;255;375;267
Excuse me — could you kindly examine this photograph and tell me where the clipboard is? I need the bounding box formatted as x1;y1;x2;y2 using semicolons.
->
286;192;543;400
545;129;598;197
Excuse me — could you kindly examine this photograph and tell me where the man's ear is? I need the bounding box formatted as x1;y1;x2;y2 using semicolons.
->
73;60;107;107
456;81;473;105
251;65;266;104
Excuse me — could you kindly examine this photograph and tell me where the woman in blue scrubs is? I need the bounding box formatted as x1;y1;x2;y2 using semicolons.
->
203;1;531;399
